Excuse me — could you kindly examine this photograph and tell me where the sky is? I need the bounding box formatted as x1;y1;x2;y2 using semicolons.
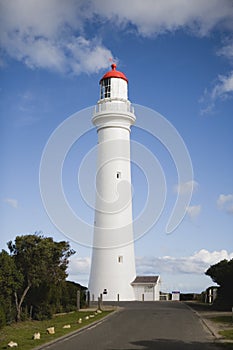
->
0;0;233;293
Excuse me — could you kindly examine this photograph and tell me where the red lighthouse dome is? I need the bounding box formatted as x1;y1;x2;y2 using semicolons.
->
100;63;128;83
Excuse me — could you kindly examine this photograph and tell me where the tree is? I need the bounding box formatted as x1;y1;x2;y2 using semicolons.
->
61;281;87;310
7;234;75;321
0;250;23;325
205;259;233;310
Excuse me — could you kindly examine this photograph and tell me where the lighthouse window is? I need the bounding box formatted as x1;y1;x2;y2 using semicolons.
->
101;78;111;99
118;256;123;263
116;172;121;179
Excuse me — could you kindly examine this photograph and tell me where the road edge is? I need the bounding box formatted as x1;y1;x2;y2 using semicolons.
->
184;302;233;344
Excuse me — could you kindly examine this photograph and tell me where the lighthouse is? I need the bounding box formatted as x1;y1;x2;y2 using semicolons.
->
88;64;136;301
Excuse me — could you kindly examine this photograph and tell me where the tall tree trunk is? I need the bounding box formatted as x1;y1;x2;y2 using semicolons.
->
14;284;31;322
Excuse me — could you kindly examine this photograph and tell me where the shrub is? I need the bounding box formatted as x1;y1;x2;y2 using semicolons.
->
0;304;6;329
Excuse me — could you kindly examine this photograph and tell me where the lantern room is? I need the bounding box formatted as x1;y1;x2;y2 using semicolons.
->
99;63;128;101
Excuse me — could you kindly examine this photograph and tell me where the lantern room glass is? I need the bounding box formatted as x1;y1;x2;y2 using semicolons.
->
100;78;111;99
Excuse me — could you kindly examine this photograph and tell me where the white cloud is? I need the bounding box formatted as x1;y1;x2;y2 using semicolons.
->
200;37;233;113
0;0;112;75
217;194;233;214
66;250;233;290
217;194;233;206
210;71;233;100
186;205;201;219
67;256;91;286
68;256;91;276
174;180;198;195
91;0;233;113
3;198;18;208
1;0;233;75
218;39;233;60
65;37;113;75
90;0;233;37
136;249;233;276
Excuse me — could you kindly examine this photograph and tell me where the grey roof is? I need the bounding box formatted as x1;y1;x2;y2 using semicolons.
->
131;276;159;285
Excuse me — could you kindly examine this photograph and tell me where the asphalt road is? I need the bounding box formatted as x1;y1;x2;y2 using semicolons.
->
42;301;223;350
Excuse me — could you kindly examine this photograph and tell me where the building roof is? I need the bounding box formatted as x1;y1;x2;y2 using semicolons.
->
131;276;160;285
100;63;128;83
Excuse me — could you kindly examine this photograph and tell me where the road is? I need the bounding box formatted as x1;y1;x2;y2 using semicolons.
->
42;301;223;350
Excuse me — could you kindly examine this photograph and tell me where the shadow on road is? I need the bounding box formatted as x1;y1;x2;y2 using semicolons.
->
184;301;214;312
109;338;225;350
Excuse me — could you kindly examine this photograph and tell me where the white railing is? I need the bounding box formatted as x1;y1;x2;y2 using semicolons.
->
95;101;134;114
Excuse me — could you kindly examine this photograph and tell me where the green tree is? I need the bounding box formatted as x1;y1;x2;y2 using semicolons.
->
205;259;233;310
61;281;87;310
0;250;23;325
8;234;75;321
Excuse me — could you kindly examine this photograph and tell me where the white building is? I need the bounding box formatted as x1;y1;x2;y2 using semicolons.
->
131;276;161;301
88;64;136;301
171;291;180;301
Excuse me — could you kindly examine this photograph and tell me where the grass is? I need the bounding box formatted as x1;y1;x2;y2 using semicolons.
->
0;310;113;350
211;315;233;342
212;316;233;324
219;329;233;340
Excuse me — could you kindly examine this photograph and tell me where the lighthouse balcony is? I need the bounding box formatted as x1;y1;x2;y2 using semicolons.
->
94;100;134;114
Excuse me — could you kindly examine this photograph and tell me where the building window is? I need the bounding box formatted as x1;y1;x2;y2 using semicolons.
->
100;78;111;99
118;256;123;263
116;172;121;179
144;285;153;292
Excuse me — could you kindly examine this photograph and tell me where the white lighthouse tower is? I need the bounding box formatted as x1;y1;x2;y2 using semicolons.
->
88;63;136;301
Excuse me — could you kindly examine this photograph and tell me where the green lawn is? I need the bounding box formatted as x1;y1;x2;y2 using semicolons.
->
0;310;113;350
219;329;233;340
211;315;233;342
212;316;233;324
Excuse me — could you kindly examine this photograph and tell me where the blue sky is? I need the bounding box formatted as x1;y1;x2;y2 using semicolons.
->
0;0;233;293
